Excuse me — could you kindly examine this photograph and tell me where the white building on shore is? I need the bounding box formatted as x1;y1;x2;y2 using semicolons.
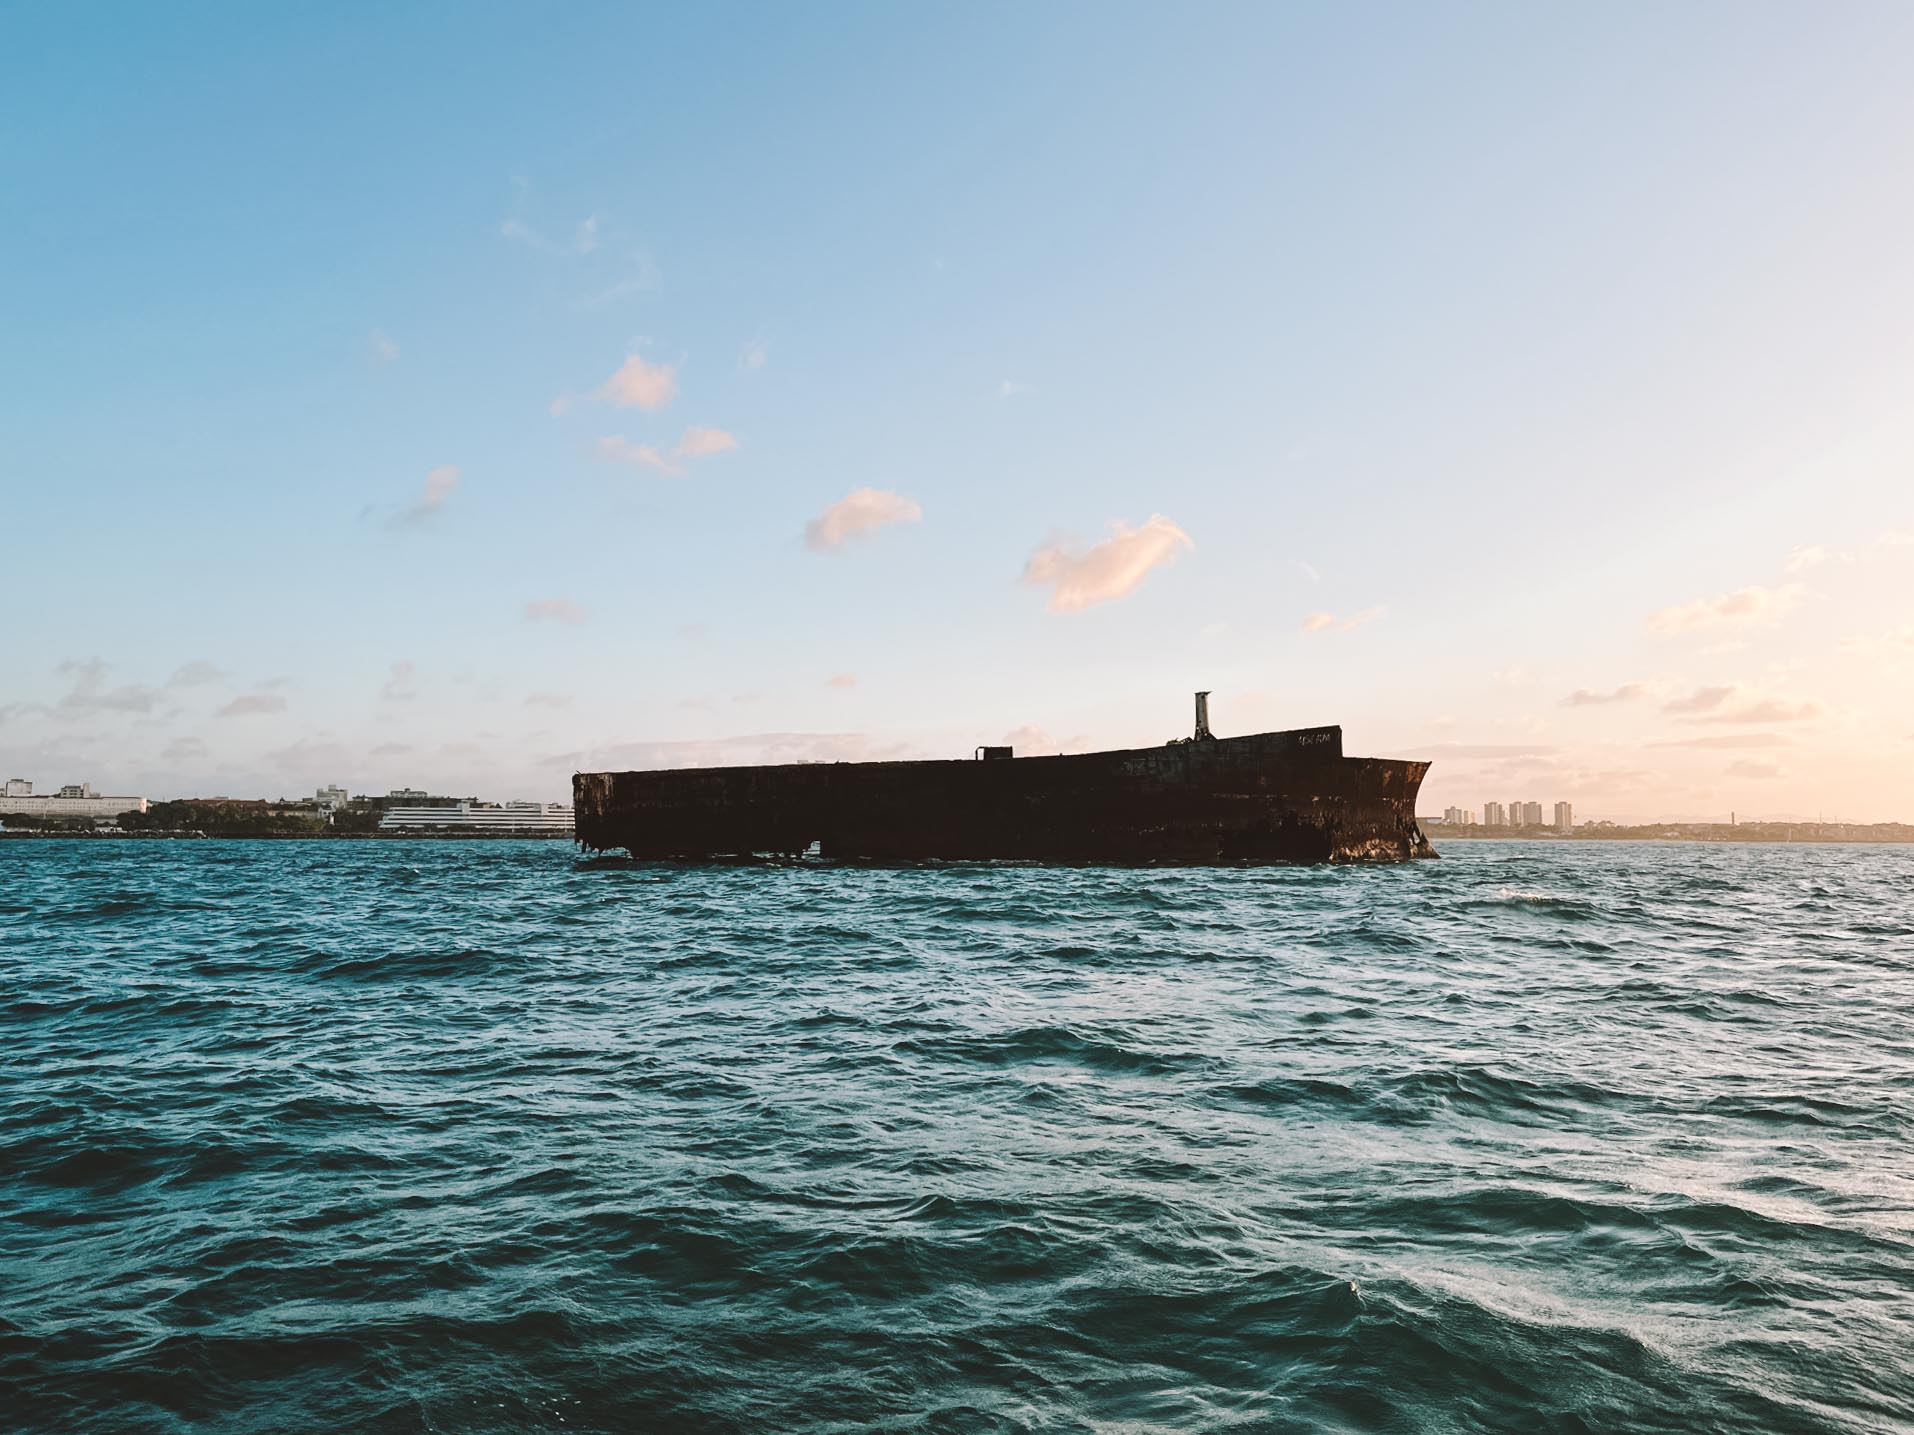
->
1;779;148;820
378;801;573;833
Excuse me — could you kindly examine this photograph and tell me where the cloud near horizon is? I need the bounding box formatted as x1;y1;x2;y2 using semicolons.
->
380;661;417;702
1663;684;1822;725
168;661;224;688
216;694;286;718
805;487;924;552
49;658;165;718
1649;733;1791;749
1302;606;1383;635
543;730;915;772
1023;514;1191;612
1562;682;1651;706
1645;581;1805;634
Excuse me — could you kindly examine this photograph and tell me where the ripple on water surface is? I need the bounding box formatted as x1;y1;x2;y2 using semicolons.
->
2;839;1913;1433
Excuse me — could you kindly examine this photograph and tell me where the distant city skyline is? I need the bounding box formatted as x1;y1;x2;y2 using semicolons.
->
4;6;1913;821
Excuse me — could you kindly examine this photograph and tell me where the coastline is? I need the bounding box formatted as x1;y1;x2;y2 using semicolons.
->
0;829;574;842
1424;829;1914;846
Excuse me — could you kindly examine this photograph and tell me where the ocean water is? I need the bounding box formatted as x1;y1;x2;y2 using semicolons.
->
3;839;1911;1434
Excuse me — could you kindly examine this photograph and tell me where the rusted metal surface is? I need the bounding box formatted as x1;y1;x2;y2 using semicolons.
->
573;724;1434;865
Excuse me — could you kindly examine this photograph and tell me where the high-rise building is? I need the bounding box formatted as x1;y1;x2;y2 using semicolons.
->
1554;801;1573;831
1507;799;1525;827
1522;801;1544;826
1443;805;1471;825
1483;801;1506;827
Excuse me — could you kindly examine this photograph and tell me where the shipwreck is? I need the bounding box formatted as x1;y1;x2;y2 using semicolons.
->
572;693;1434;865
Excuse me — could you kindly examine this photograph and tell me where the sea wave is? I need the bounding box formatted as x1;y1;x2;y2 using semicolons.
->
2;838;1912;1432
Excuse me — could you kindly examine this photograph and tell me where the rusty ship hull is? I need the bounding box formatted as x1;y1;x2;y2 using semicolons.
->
573;723;1434;865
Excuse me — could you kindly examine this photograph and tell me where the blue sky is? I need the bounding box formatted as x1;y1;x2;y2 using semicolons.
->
5;3;1914;819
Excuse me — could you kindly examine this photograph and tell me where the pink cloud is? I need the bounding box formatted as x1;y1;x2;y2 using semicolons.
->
1301;607;1383;635
675;425;737;458
805;487;924;552
1665;684;1822;724
596;426;739;477
824;673;858;688
1022;514;1191;612
1662;685;1736;714
1562;683;1650;706
595;353;678;411
597;435;678;475
1694;699;1821;725
394;465;459;525
1645;582;1805;634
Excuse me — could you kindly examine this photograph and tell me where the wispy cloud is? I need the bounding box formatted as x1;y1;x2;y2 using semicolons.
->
1648;734;1791;749
675;425;737;459
542;731;916;772
1785;544;1829;573
1385;742;1558;760
1665;684;1821;725
596;426;737;477
381;661;417;702
167;660;224;688
216;694;286;718
997;724;1090;755
524;598;587;626
1838;626;1914;659
394;465;459;526
805;487;924;552
1301;607;1384;635
1662;685;1737;714
500;196;600;258
998;378;1031;399
1693;699;1822;725
739;337;768;372
824;673;857;689
582;251;662;307
595;435;676;474
1645;582;1805;634
45;658;166;718
1023;514;1191;612
525;692;572;709
1562;682;1650;707
1726;759;1786;779
369;328;399;366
